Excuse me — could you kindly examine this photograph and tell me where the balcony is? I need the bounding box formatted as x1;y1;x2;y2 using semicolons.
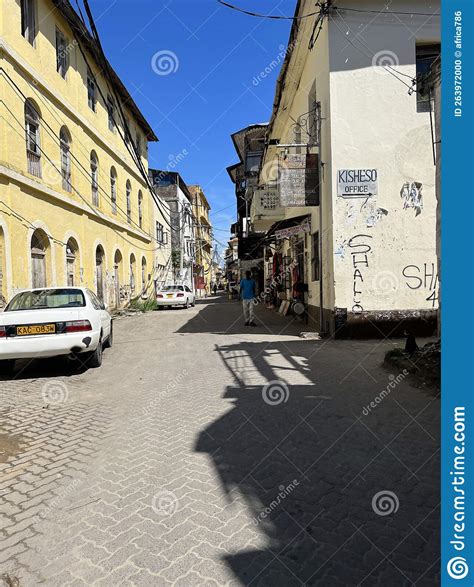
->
250;186;284;232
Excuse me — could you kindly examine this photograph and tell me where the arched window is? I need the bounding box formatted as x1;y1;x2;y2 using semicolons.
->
66;237;79;286
110;167;117;214
95;245;105;301
90;151;99;206
138;190;143;228
60;126;71;191
130;253;136;295
126;180;132;224
0;227;7;308
114;249;123;308
31;229;49;288
141;257;147;293
25;99;41;177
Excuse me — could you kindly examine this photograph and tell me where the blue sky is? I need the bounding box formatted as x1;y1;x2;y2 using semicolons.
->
88;0;294;259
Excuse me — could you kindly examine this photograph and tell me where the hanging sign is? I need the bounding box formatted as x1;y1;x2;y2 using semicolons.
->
337;168;378;198
279;154;319;207
275;218;311;240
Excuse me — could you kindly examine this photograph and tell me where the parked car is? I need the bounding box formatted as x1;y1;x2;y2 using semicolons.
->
0;287;112;373
156;285;195;309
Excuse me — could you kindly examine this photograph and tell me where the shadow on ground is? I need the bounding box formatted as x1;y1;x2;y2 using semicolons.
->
195;338;440;586
177;293;310;336
0;356;90;381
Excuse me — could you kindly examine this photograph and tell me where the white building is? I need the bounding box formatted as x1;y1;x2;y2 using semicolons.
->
253;0;440;336
150;170;194;291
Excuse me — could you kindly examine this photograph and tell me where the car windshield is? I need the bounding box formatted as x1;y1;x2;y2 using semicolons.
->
162;286;184;291
6;289;86;311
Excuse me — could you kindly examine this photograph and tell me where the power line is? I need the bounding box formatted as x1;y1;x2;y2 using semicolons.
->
217;0;322;20
332;6;440;17
330;12;415;92
65;0;179;235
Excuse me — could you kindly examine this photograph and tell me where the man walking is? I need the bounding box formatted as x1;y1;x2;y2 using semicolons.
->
240;270;257;326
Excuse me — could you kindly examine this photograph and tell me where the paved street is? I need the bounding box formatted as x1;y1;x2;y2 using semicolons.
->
1;295;439;586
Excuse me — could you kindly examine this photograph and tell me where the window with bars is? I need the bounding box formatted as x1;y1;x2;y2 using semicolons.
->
21;0;36;45
87;69;96;111
25;100;41;177
126;181;132;223
138;191;143;228
416;43;441;112
156;222;164;244
60;127;71;191
91;152;99;206
56;28;69;78
107;96;115;131
110;168;117;214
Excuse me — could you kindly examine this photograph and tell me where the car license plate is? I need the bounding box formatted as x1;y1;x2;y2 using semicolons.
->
166;294;173;298
16;324;56;336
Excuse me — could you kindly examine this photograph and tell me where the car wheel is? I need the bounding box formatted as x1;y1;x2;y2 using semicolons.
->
0;359;15;376
104;323;113;348
86;337;103;368
185;299;190;309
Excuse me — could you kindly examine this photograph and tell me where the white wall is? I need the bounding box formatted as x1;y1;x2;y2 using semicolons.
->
328;0;440;316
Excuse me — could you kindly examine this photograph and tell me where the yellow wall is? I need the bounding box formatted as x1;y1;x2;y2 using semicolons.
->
0;0;165;307
190;185;212;293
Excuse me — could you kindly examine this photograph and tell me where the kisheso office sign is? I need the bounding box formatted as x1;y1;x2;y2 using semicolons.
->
337;169;378;198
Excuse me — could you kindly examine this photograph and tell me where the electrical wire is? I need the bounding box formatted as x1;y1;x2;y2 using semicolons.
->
330;11;415;92
63;0;179;235
217;0;322;20
80;0;181;235
332;6;440;17
1;68;165;245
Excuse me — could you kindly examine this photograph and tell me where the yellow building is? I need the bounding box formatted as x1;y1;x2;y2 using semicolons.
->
188;185;212;296
0;0;166;309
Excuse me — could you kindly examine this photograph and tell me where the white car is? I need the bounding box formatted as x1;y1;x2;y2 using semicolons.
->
156;285;195;309
0;287;112;373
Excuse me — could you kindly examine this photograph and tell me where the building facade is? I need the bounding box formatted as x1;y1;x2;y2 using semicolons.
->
150;169;194;291
0;0;166;309
188;185;212;297
243;0;440;336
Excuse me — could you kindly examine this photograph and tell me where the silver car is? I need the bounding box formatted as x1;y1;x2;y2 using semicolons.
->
156;285;195;309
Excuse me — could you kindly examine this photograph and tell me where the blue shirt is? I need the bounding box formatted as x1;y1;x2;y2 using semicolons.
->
240;278;256;300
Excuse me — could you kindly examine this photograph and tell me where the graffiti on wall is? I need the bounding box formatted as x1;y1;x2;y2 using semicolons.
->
402;262;439;307
348;234;373;313
361;199;389;228
400;182;423;216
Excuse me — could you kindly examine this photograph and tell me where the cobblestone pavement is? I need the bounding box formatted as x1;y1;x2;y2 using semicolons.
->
0;295;440;586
